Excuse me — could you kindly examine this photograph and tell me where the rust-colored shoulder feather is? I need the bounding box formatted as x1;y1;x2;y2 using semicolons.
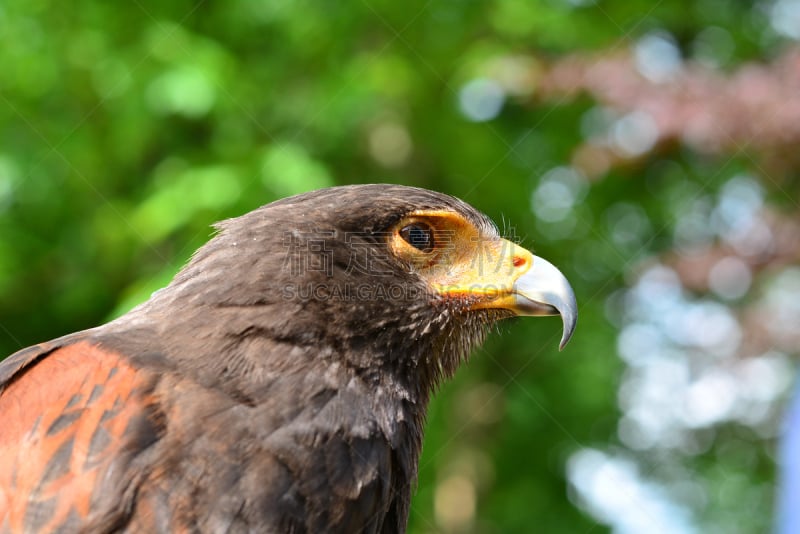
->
0;339;160;533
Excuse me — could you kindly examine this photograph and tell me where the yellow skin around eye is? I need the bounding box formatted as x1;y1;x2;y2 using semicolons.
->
388;210;533;309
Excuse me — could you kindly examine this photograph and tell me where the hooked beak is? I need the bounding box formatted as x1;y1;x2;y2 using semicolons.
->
434;237;578;350
510;255;578;350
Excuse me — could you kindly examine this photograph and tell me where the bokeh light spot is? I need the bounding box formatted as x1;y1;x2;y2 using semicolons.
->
634;32;682;83
368;121;412;168
458;78;505;122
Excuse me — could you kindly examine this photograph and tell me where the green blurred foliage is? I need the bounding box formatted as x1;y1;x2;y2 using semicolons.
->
0;1;794;532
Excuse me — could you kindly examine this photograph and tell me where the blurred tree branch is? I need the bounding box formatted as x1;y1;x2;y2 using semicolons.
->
534;47;800;179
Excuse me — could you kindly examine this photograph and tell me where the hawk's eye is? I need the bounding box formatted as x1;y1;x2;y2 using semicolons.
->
399;223;435;253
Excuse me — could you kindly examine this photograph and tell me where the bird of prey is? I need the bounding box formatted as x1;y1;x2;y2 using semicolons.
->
0;185;576;533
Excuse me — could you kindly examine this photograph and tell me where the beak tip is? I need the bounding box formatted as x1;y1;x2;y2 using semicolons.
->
559;331;573;350
513;255;578;351
558;303;578;351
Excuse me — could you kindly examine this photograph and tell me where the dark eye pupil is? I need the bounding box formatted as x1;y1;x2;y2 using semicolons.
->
400;224;434;252
408;227;428;248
